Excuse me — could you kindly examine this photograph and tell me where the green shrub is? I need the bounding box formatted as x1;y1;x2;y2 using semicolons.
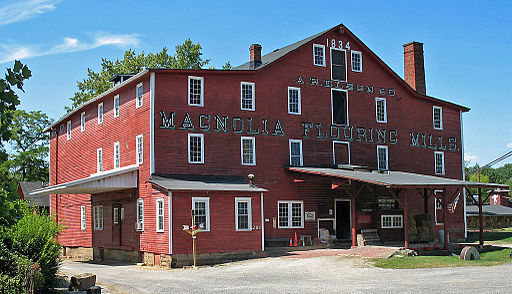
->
6;209;62;293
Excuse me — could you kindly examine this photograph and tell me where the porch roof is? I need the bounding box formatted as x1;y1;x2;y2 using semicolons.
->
287;166;508;189
149;174;268;192
467;205;512;216
30;164;139;195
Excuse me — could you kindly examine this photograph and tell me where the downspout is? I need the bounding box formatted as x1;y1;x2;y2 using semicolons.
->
168;191;173;255
150;72;155;175
260;192;264;251
460;110;467;239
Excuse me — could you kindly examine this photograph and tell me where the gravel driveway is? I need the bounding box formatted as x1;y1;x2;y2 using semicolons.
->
60;252;512;294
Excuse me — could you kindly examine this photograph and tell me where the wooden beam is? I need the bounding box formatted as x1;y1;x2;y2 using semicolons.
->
443;191;448;249
351;184;358;248
403;189;409;249
478;188;484;247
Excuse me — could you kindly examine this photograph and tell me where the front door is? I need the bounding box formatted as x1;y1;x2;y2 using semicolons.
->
112;203;121;246
335;200;351;240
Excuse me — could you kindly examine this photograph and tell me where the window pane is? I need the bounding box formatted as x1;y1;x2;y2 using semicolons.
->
378;147;387;170
314;46;324;65
241;84;253;110
332;91;347;125
189;135;202;163
291;203;302;227
242;138;254;164
278;203;289;227
288;89;299;114
332;50;346;81
237;201;249;230
194;201;206;228
189;78;202;105
290;141;301;166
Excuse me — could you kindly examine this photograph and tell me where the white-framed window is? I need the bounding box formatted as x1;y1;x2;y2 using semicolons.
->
435;151;445;175
114;141;120;169
156;198;164;232
66;120;71;141
288;87;301;115
80;206;86;231
97;148;103;173
375;97;387;123
331;89;349;125
377;145;388;170
188;133;204;164
235;197;252;231
240;82;255;111
241;136;256;166
278;201;303;228
313;44;326;66
433;106;443;130
93;205;103;230
381;215;403;228
98;102;104;125
114;94;120;117
351;50;362;72
136;83;143;108
330;48;347;82
289;139;303;167
81;112;86;132
192;197;210;231
188;76;204;106
136;198;144;231
136;135;143;164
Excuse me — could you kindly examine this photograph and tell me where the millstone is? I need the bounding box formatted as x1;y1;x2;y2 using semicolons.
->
460;246;480;260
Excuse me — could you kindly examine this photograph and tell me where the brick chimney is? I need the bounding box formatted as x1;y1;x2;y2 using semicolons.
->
250;44;262;68
403;42;426;95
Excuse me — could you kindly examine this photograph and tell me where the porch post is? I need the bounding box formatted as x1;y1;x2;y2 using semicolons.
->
478;188;484;247
443;191;448;249
423;188;429;214
351;185;357;248
403;189;409;249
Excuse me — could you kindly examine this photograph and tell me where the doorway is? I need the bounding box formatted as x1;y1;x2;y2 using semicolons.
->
335;199;351;240
112;203;122;246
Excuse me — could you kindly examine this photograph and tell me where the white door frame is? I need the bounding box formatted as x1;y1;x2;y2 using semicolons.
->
332;141;351;165
334;198;352;241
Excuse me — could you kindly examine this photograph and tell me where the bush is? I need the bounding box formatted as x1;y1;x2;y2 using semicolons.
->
2;208;62;293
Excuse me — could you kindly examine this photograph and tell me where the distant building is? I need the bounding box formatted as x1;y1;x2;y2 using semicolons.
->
489;189;511;207
18;182;49;212
467;204;512;229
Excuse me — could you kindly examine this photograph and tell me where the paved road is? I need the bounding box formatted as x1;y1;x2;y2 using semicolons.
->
60;253;512;294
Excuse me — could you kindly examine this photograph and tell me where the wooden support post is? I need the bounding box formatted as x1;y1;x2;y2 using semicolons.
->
403;190;409;249
478;188;483;247
351;185;358;248
443;191;448;249
423;188;429;214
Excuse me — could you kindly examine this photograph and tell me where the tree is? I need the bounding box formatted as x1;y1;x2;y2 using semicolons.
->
3;110;52;182
68;39;210;111
222;61;233;70
0;61;31;143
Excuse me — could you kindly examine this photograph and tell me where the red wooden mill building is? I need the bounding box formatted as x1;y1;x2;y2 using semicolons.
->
33;24;506;266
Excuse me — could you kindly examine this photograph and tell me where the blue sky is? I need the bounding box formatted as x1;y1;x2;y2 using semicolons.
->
1;0;511;167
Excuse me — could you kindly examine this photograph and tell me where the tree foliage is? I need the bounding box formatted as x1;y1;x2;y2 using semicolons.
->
68;39;210;111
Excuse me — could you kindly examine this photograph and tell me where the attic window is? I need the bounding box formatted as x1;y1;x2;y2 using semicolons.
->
313;44;325;66
351;51;362;72
331;48;347;82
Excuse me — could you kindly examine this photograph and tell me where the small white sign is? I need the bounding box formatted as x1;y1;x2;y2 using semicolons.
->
305;211;316;221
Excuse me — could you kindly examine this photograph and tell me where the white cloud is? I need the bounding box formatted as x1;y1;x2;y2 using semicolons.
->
0;0;60;26
507;142;512;148
0;32;140;63
464;152;480;163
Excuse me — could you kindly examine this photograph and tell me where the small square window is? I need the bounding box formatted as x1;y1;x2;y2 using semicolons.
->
188;133;204;164
114;95;120;117
288;87;301;115
313;44;325;66
241;82;255;111
188;77;204;106
351;51;362;72
433;106;443;130
136;83;143;108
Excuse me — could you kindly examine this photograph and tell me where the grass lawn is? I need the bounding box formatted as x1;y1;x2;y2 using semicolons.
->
466;228;512;244
373;248;512;269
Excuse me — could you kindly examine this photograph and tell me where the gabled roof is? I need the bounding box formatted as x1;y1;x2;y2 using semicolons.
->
18;182;49;207
235;23;469;112
467;205;512;216
234;28;331;70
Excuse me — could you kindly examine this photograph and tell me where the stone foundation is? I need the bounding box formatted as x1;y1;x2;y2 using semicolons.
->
62;247;93;261
93;247;140;263
172;251;261;268
467;215;512;230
